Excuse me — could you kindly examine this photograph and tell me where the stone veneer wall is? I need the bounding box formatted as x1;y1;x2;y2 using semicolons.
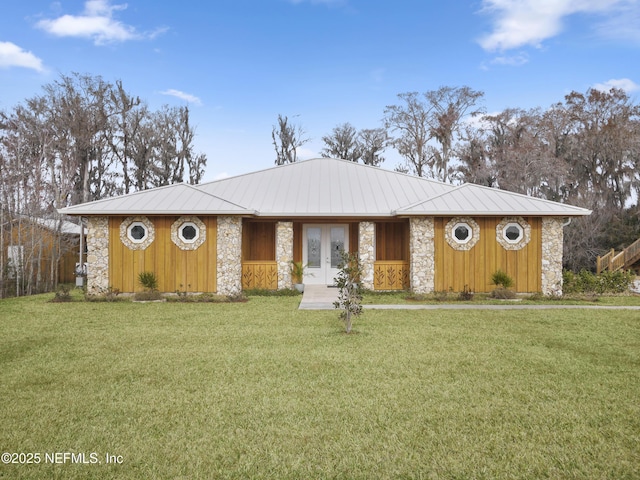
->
217;216;242;295
541;217;564;296
86;216;109;294
276;221;293;289
358;222;375;290
410;217;435;294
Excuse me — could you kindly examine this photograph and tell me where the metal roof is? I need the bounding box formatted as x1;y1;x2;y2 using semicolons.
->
197;158;454;216
11;215;86;235
58;158;591;217
58;182;256;216
394;183;591;216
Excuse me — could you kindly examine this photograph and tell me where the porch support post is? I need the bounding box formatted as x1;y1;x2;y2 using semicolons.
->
217;216;242;295
541;217;564;296
85;216;109;295
276;221;293;289
358;221;375;290
409;216;435;294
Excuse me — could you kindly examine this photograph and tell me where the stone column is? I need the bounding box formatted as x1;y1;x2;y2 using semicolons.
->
409;216;435;294
86;216;109;294
541;217;564;296
358;222;375;290
217;216;242;295
276;221;294;289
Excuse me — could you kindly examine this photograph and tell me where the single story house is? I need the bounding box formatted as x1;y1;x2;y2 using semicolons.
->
58;158;591;296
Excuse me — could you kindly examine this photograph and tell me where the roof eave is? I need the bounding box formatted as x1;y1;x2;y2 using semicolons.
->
254;211;397;218
394;210;592;216
58;209;258;216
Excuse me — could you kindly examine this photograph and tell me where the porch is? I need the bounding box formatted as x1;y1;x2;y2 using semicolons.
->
240;219;410;291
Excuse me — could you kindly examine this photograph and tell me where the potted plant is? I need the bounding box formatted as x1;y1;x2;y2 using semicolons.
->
290;261;308;293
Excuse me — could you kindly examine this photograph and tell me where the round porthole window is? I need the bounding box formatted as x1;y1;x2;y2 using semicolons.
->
171;216;206;250
128;222;147;243
120;216;155;250
445;217;480;251
178;222;199;243
453;222;472;244
503;223;523;243
496;217;531;251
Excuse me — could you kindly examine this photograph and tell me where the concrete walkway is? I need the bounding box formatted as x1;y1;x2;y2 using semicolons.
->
298;285;640;310
298;284;340;310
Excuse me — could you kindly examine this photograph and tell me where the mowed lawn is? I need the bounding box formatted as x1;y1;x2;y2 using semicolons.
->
1;295;639;479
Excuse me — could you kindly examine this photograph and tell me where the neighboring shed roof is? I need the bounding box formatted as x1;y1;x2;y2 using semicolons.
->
10;215;86;235
32;217;87;235
58;158;591;217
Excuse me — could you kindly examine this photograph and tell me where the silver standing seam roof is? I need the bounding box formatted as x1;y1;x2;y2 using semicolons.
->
58;158;592;217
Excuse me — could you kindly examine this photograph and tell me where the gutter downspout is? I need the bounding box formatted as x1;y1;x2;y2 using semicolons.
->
77;217;86;288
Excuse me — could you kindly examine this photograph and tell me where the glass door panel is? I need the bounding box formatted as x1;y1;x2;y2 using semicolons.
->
307;227;321;269
330;227;345;268
303;224;349;285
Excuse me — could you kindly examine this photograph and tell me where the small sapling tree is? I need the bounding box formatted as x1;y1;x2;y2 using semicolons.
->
333;251;363;334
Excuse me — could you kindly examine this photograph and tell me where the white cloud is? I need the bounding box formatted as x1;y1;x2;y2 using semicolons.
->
35;0;151;45
160;89;203;106
594;2;640;43
0;41;44;71
592;78;640;93
478;0;627;51
490;52;529;66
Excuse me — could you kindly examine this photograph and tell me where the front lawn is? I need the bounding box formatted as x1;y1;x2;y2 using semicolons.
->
363;289;640;306
1;294;639;479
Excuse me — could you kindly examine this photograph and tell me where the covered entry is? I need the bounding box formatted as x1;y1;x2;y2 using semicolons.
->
302;224;349;285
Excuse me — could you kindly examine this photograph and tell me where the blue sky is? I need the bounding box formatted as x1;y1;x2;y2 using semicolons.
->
1;0;638;182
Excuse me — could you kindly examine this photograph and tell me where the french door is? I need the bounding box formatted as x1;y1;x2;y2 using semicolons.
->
302;224;349;285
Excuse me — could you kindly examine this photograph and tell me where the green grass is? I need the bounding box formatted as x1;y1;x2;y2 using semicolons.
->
363;289;640;306
1;294;639;479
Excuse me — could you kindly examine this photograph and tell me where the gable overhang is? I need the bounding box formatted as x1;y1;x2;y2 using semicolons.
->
57;182;257;217
393;183;592;218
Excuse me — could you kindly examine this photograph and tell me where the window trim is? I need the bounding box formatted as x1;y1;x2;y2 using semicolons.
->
171;216;206;251
452;222;473;245
445;217;480;251
496;217;531;251
502;222;524;244
120;216;155;251
178;222;200;244
127;222;148;244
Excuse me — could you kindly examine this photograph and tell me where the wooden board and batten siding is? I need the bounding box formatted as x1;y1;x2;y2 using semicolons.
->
434;217;541;293
374;221;410;290
108;216;217;293
241;220;277;290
